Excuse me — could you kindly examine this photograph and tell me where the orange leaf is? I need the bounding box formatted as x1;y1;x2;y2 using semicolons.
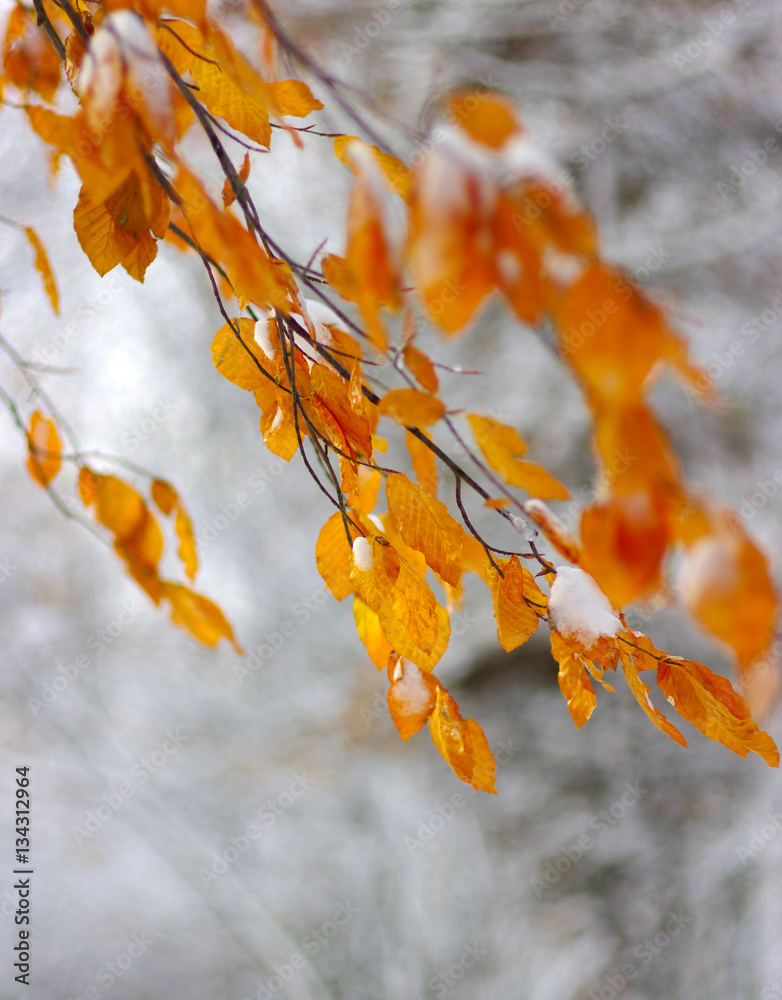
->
429;682;497;793
378;389;445;427
619;646;687;748
489;555;542;652
408;146;496;334
223;152;251;208
163;582;241;652
484;497;511;509
656;656;778;766
550;631;597;728
467;413;569;499
580;490;671;608
25;228;59;314
175;164;292;312
385;472;462;587
553;263;674;406
25;411;61;487
73;170;169;283
2;2;61;102
524;499;582;564
677;519;778;679
387;657;438;739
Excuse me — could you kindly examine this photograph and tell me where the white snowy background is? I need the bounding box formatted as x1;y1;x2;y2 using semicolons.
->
1;0;782;998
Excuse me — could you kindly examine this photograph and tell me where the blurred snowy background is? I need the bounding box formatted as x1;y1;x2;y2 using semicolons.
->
1;0;782;998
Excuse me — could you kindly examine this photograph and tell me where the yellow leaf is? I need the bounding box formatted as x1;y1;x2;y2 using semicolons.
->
347;465;382;515
334;135;413;203
378;389;445;427
447;90;521;149
385;472;462;587
402;343;439;393
657;656;778;766
151;478;178;516
269;79;323;118
550;631;597;728
429;683;497;793
406;429;437;497
490;555;542;652
163;582;242;652
25;411;61;487
25;228;59;314
211;318;275;391
353;596;393;669
387;657;437;739
316;513;359;601
175;165;292;312
91;475;146;542
175;504;198;581
191;57;272;147
467;413;569;500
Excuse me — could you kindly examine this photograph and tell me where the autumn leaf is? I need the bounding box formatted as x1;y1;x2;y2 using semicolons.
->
25;412;61;487
25;228;59;314
446;90;521;149
223;152;251;208
580;489;671;609
553;263;680;406
377;559;447;667
316;512;360;601
677;514;778;682
406;429;438;497
429;683;497;793
175;165;292;312
378;389;445;427
550;631;597;728
402;343;439;393
151;478;178;516
489;555;542;652
211;318;276;391
387;657;437;739
327;140;402;349
334;135;413;203
353;596;393;669
656;656;778;766
385;472;462;587
524;500;582;564
74;169;170;282
467;413;569;499
619;645;687;748
2;2;61;102
164;581;242;652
